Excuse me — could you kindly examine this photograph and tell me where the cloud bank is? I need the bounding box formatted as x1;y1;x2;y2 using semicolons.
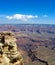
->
6;14;38;21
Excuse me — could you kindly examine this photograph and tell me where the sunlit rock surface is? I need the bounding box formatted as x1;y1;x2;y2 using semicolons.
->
0;31;23;65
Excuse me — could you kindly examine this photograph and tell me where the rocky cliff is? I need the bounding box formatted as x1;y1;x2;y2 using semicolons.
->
0;31;23;65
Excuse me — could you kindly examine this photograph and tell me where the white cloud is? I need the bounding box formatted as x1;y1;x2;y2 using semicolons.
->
34;16;38;18
6;14;38;21
6;16;13;19
27;15;34;18
42;15;48;18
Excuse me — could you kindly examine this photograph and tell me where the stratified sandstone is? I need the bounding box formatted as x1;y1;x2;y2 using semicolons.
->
0;31;23;65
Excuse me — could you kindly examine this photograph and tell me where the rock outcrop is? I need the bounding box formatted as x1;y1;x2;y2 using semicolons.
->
0;31;23;65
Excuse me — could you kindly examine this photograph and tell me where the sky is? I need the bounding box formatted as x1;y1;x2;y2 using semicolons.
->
0;0;55;24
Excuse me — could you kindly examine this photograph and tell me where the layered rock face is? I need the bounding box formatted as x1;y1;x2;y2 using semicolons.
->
0;31;23;65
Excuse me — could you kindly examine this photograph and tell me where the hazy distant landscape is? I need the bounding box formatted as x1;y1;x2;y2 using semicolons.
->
0;24;55;65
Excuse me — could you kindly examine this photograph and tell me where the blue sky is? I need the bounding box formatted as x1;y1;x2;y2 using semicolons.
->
0;0;55;24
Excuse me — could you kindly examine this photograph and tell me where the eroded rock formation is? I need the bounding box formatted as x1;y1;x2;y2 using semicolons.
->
0;31;23;65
